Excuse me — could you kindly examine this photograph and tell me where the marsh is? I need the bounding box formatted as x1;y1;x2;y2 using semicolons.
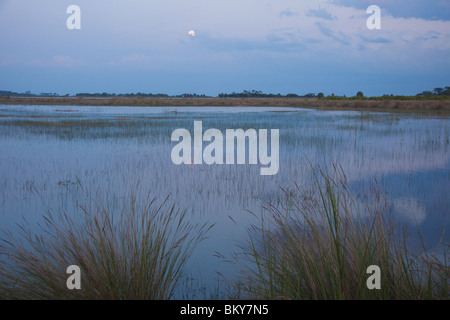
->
0;105;448;298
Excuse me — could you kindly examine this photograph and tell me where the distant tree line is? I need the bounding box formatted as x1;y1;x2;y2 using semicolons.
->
75;92;207;98
218;90;316;98
417;87;450;97
75;92;170;98
176;93;207;98
0;90;35;96
1;87;449;99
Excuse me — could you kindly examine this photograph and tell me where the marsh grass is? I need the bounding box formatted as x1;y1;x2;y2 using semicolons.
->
0;184;213;300
235;165;448;300
1;96;450;114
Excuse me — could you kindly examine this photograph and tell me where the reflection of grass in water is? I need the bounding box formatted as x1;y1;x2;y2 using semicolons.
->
234;166;448;300
0;111;297;141
336;112;403;134
0;183;213;300
0;114;87;119
346;111;401;124
0;118;178;141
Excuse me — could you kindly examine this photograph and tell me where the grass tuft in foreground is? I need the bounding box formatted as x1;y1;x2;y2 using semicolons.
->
235;165;448;300
0;186;213;300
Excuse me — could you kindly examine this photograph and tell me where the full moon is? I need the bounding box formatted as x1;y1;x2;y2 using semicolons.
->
188;30;196;37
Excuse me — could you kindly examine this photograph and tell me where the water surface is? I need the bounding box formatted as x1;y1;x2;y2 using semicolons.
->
0;105;448;298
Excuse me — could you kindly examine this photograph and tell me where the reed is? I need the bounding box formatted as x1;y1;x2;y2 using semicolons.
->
235;165;448;300
0;184;213;300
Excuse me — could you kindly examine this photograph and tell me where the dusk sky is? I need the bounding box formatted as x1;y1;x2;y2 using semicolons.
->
0;0;449;96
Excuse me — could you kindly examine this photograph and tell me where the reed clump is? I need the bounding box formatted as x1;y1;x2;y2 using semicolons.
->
235;166;448;300
0;187;212;300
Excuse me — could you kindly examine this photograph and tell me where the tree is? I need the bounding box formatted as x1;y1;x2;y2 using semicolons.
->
420;91;433;96
433;88;443;95
444;87;450;95
356;91;364;98
317;92;324;99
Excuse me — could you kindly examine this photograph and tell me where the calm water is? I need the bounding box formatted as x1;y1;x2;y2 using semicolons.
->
0;105;449;298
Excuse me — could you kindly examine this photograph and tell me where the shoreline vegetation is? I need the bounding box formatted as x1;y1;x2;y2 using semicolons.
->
233;166;448;300
1;96;450;115
0;168;447;300
0;187;213;300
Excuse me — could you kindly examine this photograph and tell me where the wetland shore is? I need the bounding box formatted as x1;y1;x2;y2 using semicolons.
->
1;96;449;115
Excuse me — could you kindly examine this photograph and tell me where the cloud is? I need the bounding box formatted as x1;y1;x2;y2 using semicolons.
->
306;6;336;20
416;31;444;41
359;35;392;44
393;197;427;224
279;8;298;18
314;22;351;46
186;32;306;53
265;34;285;43
332;0;450;21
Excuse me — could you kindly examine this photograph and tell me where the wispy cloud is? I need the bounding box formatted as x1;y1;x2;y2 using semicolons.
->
359;35;392;44
307;6;336;20
280;8;299;18
314;22;351;46
332;0;450;21
185;32;306;53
